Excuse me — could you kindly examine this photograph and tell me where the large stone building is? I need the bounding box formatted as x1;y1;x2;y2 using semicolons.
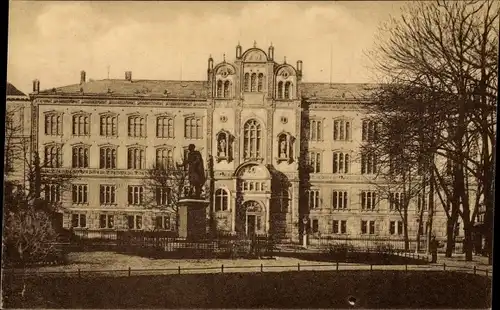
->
29;44;451;244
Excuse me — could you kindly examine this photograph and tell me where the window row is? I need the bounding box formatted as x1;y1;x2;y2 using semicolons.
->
44;113;202;139
307;119;378;142
44;145;176;170
306;190;425;211
71;213;173;230
243;73;265;92
309;219;406;235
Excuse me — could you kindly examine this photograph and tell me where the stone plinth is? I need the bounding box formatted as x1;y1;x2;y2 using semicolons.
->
177;198;209;241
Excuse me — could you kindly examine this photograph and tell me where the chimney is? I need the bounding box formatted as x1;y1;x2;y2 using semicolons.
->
80;70;86;84
32;79;40;93
125;71;132;82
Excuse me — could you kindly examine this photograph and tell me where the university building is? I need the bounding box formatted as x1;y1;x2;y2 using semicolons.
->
28;43;451;243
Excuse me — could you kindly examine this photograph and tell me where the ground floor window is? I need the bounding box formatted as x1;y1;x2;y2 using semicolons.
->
361;220;375;235
312;219;319;233
332;220;347;234
71;213;87;228
155;215;172;230
99;214;114;229
389;220;403;235
127;215;143;230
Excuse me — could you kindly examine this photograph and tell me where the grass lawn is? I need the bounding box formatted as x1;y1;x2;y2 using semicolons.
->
2;270;491;308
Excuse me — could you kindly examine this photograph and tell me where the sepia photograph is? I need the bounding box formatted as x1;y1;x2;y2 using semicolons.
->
2;0;496;308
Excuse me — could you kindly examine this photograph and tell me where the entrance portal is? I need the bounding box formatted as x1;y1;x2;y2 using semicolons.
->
236;200;265;236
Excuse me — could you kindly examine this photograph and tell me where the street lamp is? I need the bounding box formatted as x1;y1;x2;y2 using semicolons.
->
302;216;309;248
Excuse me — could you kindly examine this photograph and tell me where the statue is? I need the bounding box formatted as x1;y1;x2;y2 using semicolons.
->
218;136;227;157
280;139;287;158
179;144;206;199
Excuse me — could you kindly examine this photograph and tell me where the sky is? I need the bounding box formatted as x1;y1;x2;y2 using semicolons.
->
7;1;407;95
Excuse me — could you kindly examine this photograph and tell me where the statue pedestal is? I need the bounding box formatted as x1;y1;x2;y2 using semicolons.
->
177;198;209;241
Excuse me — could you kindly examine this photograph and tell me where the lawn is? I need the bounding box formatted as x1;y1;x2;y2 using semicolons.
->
2;270;491;308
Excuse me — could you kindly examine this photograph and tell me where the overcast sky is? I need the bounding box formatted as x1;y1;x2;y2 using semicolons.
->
7;1;406;95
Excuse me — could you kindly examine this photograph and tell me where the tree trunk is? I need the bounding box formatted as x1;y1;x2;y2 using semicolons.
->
445;217;455;258
403;209;409;251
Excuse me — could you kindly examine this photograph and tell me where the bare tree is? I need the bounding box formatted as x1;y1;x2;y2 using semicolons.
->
369;0;498;261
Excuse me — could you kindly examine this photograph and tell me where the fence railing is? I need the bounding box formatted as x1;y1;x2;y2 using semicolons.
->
2;261;491;279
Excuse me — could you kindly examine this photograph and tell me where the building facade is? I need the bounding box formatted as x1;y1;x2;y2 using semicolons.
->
29;44;451;243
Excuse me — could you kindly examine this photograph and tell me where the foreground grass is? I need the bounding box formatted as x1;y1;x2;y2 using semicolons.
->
2;270;491;308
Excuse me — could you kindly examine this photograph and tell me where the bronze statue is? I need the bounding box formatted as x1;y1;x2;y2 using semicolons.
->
179;144;206;198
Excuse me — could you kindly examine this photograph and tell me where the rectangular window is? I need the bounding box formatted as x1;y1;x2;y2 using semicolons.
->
369;221;375;234
361;191;377;210
361;220;367;234
100;147;117;169
309;120;322;141
155;215;172;230
332;191;348;209
312;219;319;233
361;152;377;175
128;186;144;205
308;152;321;173
333;220;339;234
72;146;89;168
156;187;171;206
308;190;320;209
100;185;116;205
362;120;377;142
71;214;87;228
127;215;143;230
127;148;145;169
397;221;403;235
390;221;396;235
128;116;146;137
44;145;62;168
157;117;174;138
340;220;347;234
332;152;349;174
72;184;88;204
99;214;114;229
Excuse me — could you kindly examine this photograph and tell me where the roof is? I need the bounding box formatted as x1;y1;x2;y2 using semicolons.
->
37;79;380;101
6;82;27;96
300;83;380;100
39;79;209;99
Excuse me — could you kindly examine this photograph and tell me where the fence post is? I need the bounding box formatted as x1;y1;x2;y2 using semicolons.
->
128;267;131;277
486;269;488;277
336;261;339;271
473;266;476;275
221;264;224;273
405;264;408;272
260;264;263;273
370;264;373;271
78;268;81;278
178;266;181;274
443;263;446;271
298;263;300;272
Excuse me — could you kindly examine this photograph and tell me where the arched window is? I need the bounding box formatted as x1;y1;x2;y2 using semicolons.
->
284;82;290;99
250;73;257;92
215;189;229;211
156;148;174;168
217;80;223;98
257;73;264;92
243;119;262;159
45;113;63;136
224;81;230;97
100;114;117;136
244;73;250;92
44;144;62;168
100;146;117;169
127;147;145;169
72;114;90;136
72;145;89;168
277;81;283;99
156;116;174;138
333;119;352;141
128;116;146;137
184;117;203;139
333;152;350;174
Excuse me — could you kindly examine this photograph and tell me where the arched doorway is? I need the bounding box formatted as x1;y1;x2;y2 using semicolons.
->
233;162;271;236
